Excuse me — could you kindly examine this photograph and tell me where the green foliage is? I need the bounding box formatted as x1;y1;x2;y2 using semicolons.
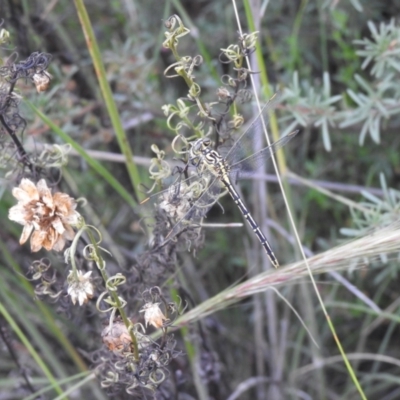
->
330;9;361;87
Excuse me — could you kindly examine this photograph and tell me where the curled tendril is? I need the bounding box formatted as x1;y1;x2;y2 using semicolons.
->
176;56;193;72
37;144;71;168
163;102;190;132
64;220;88;266
147;144;172;186
106;273;127;292
162;15;190;50
164;60;186;78
188;82;201;100
164;15;186;33
198;102;218;121
192;54;203;66
28;258;52;280
165;110;203;141
238;31;259;54
96;290;127;312
175;121;193;138
228;113;244;129
82;244;109;269
161;104;174;117
158;351;172;366
220;44;243;68
107;295;126;309
218;50;234;65
100;371;119;387
79;225;102;247
193;98;213;122
165;113;187;135
142;287;159;304
221;74;239;87
125;380;141;394
132;322;146;335
96;291;114;313
175;98;191;118
115;356;137;372
76;197;87;208
169;112;203;138
191;178;209;196
185;55;203;79
149;368;166;384
34;270;62;299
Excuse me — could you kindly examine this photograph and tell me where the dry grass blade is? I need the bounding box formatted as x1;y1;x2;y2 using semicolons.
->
175;220;400;325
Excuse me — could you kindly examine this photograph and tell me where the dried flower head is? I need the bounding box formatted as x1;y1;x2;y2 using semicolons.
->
32;71;52;93
216;86;231;101
67;269;94;306
158;176;210;223
159;183;193;222
8;179;81;252
140;302;168;329
101;320;133;352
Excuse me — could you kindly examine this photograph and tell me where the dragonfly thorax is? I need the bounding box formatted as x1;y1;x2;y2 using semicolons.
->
189;138;229;176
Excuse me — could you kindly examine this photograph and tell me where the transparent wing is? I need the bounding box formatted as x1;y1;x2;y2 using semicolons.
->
141;170;198;206
163;175;224;242
229;130;298;174
221;93;282;165
141;169;224;244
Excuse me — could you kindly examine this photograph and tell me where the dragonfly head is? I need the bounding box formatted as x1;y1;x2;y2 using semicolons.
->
191;138;212;155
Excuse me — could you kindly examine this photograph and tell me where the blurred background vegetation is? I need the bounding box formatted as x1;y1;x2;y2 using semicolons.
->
1;0;400;399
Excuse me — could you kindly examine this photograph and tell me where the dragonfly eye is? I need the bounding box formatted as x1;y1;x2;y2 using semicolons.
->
202;138;211;147
191;138;211;155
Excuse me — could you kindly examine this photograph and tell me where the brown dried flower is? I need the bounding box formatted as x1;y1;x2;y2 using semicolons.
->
8;179;81;252
140;302;168;329
32;71;52;93
101;320;132;352
67;270;94;306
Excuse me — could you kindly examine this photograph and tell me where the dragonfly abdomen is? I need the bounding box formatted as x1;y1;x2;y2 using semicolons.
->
220;174;280;268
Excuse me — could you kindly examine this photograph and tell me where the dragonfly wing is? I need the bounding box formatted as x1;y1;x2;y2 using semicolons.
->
163;174;224;243
229;130;298;174
223;93;282;165
141;169;198;204
143;170;223;245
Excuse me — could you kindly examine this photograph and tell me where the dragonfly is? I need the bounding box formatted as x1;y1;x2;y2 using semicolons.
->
144;98;298;268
